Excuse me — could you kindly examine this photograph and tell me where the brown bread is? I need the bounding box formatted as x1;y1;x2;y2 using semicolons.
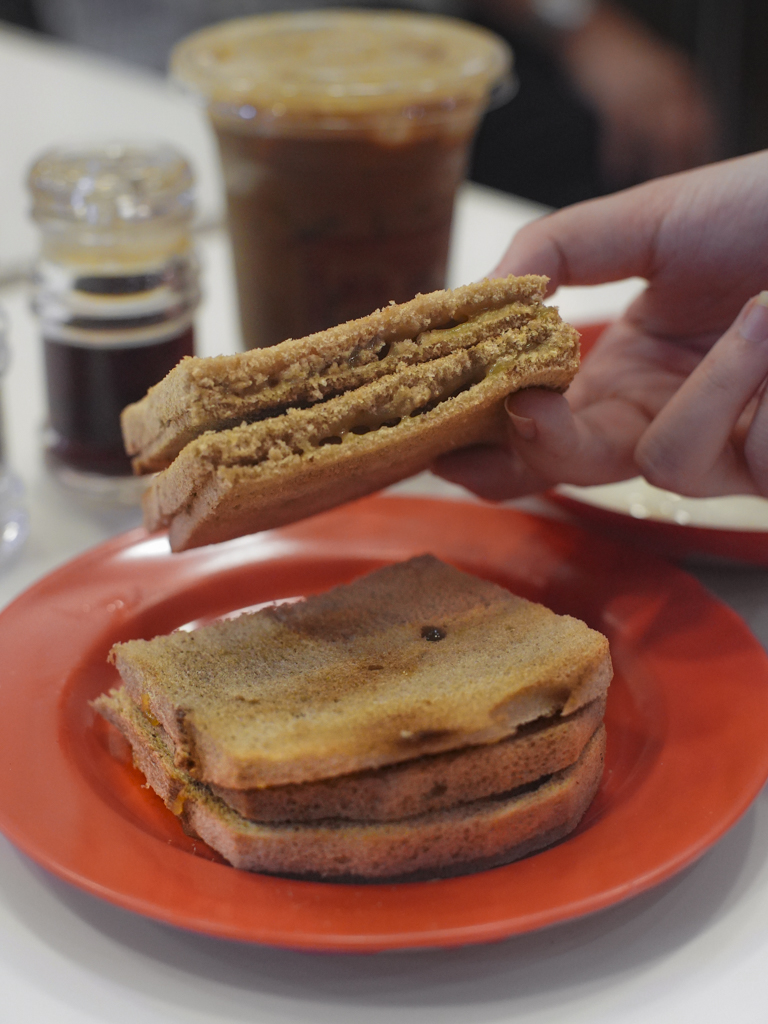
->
108;556;612;790
97;686;606;880
124;275;579;550
96;684;605;822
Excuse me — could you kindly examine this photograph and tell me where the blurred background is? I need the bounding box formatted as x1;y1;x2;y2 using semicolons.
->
0;0;763;208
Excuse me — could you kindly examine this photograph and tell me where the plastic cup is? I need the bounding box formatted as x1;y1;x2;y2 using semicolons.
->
171;10;512;348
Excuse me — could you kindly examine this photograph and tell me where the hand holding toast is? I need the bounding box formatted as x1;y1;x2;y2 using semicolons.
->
435;151;768;500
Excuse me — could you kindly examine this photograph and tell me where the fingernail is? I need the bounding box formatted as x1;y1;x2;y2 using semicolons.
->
507;409;537;441
740;291;768;342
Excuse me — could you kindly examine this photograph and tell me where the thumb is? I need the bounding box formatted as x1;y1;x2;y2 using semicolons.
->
504;387;645;485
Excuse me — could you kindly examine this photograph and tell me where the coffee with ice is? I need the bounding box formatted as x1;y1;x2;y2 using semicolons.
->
172;10;511;348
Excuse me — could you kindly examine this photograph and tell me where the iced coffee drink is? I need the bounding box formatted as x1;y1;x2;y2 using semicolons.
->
172;10;511;348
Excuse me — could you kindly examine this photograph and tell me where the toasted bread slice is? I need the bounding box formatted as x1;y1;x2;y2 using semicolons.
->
98;689;606;880
95;684;605;822
130;275;579;550
146;319;578;550
123;274;557;473
108;556;612;790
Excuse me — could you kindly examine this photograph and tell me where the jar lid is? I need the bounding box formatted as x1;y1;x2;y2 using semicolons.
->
171;10;512;129
27;143;194;228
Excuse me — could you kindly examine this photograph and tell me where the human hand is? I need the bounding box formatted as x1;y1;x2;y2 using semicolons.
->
554;4;718;187
434;152;768;500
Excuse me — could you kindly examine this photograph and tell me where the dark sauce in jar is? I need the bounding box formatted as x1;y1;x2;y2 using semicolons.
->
44;325;193;475
28;143;199;491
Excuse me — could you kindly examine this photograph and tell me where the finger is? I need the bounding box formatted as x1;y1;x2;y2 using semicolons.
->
492;177;668;288
744;385;768;491
434;387;649;499
635;292;768;495
503;389;647;486
432;444;550;501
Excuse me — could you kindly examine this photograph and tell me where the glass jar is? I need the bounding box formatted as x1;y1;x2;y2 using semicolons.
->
27;142;199;499
0;310;29;565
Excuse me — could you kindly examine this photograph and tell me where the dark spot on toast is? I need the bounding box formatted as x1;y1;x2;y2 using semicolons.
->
421;625;446;641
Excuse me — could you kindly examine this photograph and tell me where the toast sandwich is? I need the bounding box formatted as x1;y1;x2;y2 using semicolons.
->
123;276;580;550
95;556;611;880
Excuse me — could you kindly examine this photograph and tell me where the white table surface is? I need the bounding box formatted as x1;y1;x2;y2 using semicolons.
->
1;22;768;1024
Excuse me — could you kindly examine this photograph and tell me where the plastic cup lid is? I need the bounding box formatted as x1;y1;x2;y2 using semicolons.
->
171;10;512;127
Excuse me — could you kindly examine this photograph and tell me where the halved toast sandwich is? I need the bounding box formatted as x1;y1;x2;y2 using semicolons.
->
123;276;580;550
95;556;611;880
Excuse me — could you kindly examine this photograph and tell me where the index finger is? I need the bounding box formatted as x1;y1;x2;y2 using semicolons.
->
493;176;668;291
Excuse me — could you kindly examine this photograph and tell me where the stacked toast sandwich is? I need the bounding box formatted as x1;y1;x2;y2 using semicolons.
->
95;556;611;880
122;275;580;550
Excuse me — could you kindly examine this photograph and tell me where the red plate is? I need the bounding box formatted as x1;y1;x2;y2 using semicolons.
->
0;495;767;952
551;322;768;565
